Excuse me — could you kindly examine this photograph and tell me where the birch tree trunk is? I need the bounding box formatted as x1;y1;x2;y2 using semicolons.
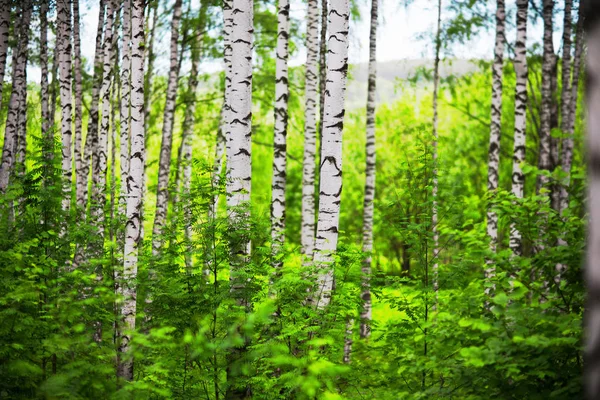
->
270;0;290;268
40;0;51;143
556;0;584;284
431;0;442;308
300;0;319;258
91;0;116;253
180;30;203;270
509;0;529;257
117;0;145;381
226;0;253;239
143;1;159;135
359;0;378;339
318;0;328;140
57;0;74;212
120;0;132;216
536;0;554;193
485;0;506;297
217;0;232;221
152;0;183;256
585;5;600;397
558;0;574;218
0;2;31;192
76;0;105;211
313;0;350;309
0;0;10;103
73;0;84;214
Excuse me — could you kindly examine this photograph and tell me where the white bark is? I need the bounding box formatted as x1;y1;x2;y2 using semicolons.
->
226;0;254;298
76;0;105;211
301;0;319;259
431;0;442;308
509;0;529;256
120;0;132;216
152;0;183;256
57;0;73;211
270;0;290;267
485;0;505;298
117;0;145;381
0;2;31;192
313;0;350;309
91;0;116;250
537;0;554;193
585;7;600;397
73;0;84;213
360;0;378;339
40;0;50;144
0;0;10;103
180;31;203;270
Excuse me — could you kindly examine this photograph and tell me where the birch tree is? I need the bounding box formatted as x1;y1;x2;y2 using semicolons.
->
585;5;600;397
120;0;132;216
359;0;378;339
558;0;574;216
76;0;105;210
509;0;529;256
57;0;73;211
270;0;290;267
90;0;116;252
180;28;204;270
485;0;506;295
152;0;183;256
0;2;31;192
300;0;319;258
313;0;350;309
40;0;50;143
117;0;145;381
319;0;328;139
431;0;442;307
226;0;254;253
537;0;554;193
73;0;84;214
0;0;10;102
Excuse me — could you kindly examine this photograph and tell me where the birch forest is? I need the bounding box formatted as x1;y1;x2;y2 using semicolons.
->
3;0;600;398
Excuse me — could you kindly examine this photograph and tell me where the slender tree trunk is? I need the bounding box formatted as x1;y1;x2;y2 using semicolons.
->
120;0;132;217
568;1;584;136
180;30;203;271
117;0;145;381
431;0;442;309
91;0;116;256
485;0;506;299
76;0;105;212
585;5;600;397
225;4;254;396
270;0;290;268
50;35;59;137
313;0;350;309
359;0;378;339
318;0;327;140
217;0;233;221
226;0;253;250
57;0;73;212
0;2;31;192
555;0;575;284
558;0;574;218
73;0;84;215
0;0;10;103
152;0;183;256
40;0;51;143
143;1;159;135
537;0;554;193
509;0;529;257
300;0;319;259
